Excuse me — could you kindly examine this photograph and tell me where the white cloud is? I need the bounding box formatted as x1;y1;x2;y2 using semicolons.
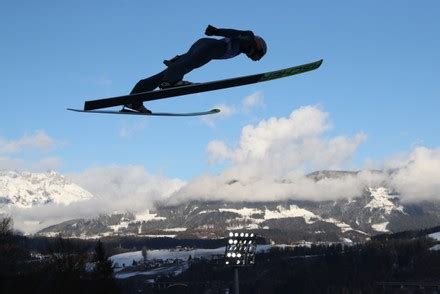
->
0;130;62;172
242;91;265;112
0;156;62;172
207;106;365;172
118;120;149;138
200;91;265;127
177;106;440;204
170;169;396;205
68;165;186;213
201;103;237;127
0;130;58;154
207;140;231;164
4;106;440;234
171;105;369;203
386;147;440;202
2;165;187;233
0;156;63;172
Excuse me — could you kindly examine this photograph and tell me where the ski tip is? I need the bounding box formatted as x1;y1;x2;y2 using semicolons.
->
211;108;221;113
67;108;82;112
311;59;323;68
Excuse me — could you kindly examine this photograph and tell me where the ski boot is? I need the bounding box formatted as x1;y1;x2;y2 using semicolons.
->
159;80;193;89
122;103;152;114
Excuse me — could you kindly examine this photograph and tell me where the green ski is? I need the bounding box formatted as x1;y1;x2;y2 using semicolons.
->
83;59;323;111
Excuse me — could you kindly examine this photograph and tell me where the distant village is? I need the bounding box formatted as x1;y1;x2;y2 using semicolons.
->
114;246;225;276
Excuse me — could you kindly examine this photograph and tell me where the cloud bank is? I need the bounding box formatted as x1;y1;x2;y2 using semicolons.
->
174;106;369;203
386;147;440;202
173;106;439;204
4;165;185;233
207;106;366;170
67;165;186;213
3;106;440;233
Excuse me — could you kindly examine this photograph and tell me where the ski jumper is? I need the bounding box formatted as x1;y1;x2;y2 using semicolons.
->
130;28;256;94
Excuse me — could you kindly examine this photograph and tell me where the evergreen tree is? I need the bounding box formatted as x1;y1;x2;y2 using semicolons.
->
142;246;148;264
0;216;13;235
93;239;114;279
43;235;88;294
0;217;30;277
90;240;120;294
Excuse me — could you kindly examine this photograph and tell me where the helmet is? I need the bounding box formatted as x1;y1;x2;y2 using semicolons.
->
253;36;267;59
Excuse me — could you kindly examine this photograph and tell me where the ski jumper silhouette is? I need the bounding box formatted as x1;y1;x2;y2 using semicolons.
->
126;25;267;113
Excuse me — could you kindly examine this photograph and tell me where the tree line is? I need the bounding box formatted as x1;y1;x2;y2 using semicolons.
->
1;216;439;294
152;235;440;293
0;217;119;294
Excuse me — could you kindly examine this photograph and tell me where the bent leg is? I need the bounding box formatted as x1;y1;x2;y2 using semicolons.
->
163;38;226;83
130;71;165;94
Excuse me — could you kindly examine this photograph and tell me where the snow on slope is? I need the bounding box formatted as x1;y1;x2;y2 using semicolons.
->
219;207;262;218
366;187;404;214
0;171;93;208
428;232;440;241
220;205;356;233
371;222;390;233
135;210;167;222
264;205;319;224
430;245;440;251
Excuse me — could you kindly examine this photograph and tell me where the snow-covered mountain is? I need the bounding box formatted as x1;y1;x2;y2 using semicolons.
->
0;171;93;208
35;171;440;243
2;169;439;242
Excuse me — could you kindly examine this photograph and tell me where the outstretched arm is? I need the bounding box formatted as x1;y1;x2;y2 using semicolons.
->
205;25;254;39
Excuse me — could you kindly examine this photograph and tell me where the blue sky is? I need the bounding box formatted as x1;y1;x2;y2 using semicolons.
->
1;0;439;181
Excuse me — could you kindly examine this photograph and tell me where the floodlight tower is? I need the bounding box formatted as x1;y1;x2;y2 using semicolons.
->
224;231;257;294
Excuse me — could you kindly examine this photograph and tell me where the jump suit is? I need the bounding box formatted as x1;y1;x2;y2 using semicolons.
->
130;28;256;95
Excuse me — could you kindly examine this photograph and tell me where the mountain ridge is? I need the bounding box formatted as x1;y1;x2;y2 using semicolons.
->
1;170;439;243
37;187;440;243
0;170;93;208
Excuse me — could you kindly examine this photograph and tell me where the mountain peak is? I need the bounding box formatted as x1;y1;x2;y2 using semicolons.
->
0;170;93;208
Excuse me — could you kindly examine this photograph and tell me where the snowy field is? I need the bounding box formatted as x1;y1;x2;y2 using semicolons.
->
110;245;273;268
110;245;275;279
110;247;226;269
114;264;190;279
428;232;440;241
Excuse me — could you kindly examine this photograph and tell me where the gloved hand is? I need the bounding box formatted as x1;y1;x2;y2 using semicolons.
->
205;25;218;36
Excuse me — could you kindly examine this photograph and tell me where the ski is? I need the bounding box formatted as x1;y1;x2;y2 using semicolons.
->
67;108;220;117
83;59;323;111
